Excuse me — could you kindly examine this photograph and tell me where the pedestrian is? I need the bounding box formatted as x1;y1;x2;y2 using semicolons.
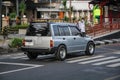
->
78;18;86;37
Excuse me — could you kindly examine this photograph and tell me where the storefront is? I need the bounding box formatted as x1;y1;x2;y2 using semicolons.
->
89;0;120;24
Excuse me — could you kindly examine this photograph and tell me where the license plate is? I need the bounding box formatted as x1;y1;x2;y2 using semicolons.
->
25;42;34;46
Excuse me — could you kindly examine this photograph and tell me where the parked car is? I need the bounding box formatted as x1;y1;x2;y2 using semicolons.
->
21;22;95;61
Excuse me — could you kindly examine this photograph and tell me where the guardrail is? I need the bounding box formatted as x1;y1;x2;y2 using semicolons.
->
86;22;120;37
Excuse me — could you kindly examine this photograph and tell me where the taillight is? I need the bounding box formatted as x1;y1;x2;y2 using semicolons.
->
22;39;25;46
50;40;54;48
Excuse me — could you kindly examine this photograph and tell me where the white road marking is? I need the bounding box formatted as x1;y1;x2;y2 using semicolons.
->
79;56;116;64
107;63;120;67
11;56;26;59
0;53;25;59
66;55;104;63
93;58;120;65
0;66;40;75
0;62;42;67
113;52;120;54
20;57;28;60
0;62;44;75
104;75;120;80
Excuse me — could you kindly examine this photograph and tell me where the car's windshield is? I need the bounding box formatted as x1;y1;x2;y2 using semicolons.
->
26;23;50;36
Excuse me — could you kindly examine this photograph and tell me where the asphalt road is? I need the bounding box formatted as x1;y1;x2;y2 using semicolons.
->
0;43;120;80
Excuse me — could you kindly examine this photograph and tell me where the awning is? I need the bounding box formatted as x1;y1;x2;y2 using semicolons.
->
89;0;120;5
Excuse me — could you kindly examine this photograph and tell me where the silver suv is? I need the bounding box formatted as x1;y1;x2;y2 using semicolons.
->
21;22;95;61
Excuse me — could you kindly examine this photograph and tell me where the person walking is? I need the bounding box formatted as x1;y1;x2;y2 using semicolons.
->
78;18;86;37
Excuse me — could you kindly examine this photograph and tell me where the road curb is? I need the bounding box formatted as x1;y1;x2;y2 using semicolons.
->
95;38;120;46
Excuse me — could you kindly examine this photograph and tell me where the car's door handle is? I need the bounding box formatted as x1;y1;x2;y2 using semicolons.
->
73;38;76;40
63;38;65;40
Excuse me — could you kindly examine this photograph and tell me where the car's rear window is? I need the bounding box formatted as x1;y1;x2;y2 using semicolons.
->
26;23;51;36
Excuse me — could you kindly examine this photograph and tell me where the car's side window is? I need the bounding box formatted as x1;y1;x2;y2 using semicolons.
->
59;26;65;36
58;26;70;36
53;25;60;36
70;26;80;36
63;26;70;36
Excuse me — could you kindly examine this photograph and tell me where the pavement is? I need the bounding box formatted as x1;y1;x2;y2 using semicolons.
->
0;34;24;54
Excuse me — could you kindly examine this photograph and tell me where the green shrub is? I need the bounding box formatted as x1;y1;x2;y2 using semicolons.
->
10;12;16;19
9;38;23;48
10;24;29;29
9;24;29;33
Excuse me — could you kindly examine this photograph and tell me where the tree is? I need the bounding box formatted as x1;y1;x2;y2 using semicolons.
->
19;0;26;18
62;0;67;10
62;0;68;21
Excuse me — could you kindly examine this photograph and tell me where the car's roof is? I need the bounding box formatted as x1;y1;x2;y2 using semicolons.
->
30;22;76;26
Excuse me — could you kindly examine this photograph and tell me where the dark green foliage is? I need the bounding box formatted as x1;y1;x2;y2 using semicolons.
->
62;0;67;9
10;12;16;19
9;24;29;33
9;38;23;48
64;16;69;22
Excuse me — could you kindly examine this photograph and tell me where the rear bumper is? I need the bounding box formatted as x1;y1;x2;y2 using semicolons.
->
21;46;57;54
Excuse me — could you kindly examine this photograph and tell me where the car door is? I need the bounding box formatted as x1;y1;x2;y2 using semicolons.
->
69;26;86;52
52;24;74;53
58;25;74;53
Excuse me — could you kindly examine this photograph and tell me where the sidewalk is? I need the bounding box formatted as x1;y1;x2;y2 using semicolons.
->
0;34;23;54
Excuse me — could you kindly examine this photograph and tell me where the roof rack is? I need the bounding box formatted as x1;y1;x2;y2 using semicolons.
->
33;19;64;23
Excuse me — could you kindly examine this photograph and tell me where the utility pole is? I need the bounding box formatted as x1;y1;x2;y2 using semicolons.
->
69;0;71;22
50;0;51;19
16;0;19;16
0;0;2;31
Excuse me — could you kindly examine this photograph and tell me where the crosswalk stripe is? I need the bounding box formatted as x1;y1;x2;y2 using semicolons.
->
11;56;26;59
93;58;120;65
107;63;120;67
67;55;104;63
114;52;120;54
0;62;43;67
78;56;116;64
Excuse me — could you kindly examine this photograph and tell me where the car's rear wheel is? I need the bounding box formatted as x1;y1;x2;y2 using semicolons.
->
55;45;67;61
27;52;38;60
85;42;95;55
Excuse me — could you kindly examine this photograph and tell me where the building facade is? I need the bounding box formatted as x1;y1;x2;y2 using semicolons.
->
1;0;93;26
31;0;93;22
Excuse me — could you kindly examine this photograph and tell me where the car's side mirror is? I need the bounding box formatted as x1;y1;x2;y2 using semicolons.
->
75;32;83;36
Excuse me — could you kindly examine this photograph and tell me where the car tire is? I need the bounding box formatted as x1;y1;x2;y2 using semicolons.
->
85;42;95;55
27;52;38;60
55;45;67;61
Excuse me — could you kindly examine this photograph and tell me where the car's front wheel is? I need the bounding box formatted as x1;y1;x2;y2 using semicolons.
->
27;52;38;60
55;45;67;61
85;42;95;55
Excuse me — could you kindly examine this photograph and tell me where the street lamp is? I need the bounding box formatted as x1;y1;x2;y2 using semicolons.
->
2;1;12;16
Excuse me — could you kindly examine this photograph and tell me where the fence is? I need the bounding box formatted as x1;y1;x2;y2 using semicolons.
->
86;22;120;37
